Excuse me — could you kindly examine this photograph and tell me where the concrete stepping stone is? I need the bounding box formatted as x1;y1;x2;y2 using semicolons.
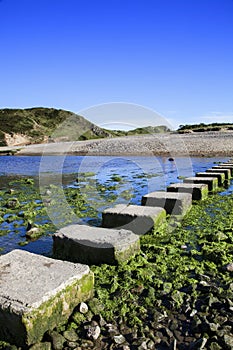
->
53;224;140;265
212;165;233;176
102;204;166;235
183;177;218;192
141;191;192;216
206;168;231;179
0;250;94;348
196;172;225;186
167;183;208;200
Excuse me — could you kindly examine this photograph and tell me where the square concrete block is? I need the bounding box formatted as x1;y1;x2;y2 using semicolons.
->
212;165;233;176
141;191;192;216
53;224;140;265
102;204;166;235
206;168;231;180
183;177;218;192
196;172;225;186
167;183;208;200
0;250;94;348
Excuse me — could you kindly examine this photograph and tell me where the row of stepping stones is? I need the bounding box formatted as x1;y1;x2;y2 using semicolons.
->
0;160;232;348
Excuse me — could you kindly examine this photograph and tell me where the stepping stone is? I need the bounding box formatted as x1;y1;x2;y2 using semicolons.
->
141;191;192;216
53;224;140;265
0;250;94;348
183;177;218;192
102;204;166;235
206;168;231;179
167;183;208;200
212;165;233;176
196;172;225;186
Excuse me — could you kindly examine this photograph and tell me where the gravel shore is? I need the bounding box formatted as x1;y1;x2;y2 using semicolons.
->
16;131;233;157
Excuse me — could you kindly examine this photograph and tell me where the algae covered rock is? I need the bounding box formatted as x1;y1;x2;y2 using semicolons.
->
0;250;94;348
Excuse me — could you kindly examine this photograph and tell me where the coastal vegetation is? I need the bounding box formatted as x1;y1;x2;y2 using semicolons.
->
178;122;233;133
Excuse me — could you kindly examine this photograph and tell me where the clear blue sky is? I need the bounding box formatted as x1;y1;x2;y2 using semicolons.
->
1;0;233;129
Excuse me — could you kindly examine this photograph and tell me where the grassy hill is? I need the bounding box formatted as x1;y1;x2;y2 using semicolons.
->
0;107;171;147
0;108;114;146
178;122;233;133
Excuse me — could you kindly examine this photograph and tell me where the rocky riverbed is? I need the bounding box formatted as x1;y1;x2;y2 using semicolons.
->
14;131;233;157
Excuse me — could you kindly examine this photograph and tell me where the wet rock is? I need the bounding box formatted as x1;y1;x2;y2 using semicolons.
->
189;337;208;349
106;323;119;337
173;329;183;343
208;322;219;332
80;340;94;348
49;331;65;350
30;343;51;350
79;301;88;314
113;335;126;345
63;329;79;342
66;342;78;349
209;342;222;350
147;340;155;349
92;314;107;327
6;189;15;194
223;334;233;349
6;198;19;208
164;327;173;338
191;315;202;332
121;346;130;350
86;325;101;340
169;319;179;332
132;338;148;347
216;325;232;337
26;227;41;238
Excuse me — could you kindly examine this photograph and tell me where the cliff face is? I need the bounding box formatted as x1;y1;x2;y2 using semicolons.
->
0;107;113;146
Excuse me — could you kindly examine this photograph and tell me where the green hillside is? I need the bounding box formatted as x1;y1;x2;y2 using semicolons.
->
0;108;113;146
0;107;171;147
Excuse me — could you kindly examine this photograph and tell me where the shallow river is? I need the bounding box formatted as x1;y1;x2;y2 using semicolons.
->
0;155;232;256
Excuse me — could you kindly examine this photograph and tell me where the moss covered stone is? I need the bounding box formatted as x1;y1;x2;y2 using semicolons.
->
0;250;94;348
141;191;192;216
102;204;166;235
53;225;140;265
167;183;209;200
183;177;218;192
196;172;225;186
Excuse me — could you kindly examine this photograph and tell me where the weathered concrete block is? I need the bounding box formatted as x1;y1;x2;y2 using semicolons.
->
183;177;218;192
53;224;140;265
212;165;233;176
102;204;166;235
167;183;208;200
196;172;225;186
0;250;93;348
141;191;192;216
206;168;231;179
